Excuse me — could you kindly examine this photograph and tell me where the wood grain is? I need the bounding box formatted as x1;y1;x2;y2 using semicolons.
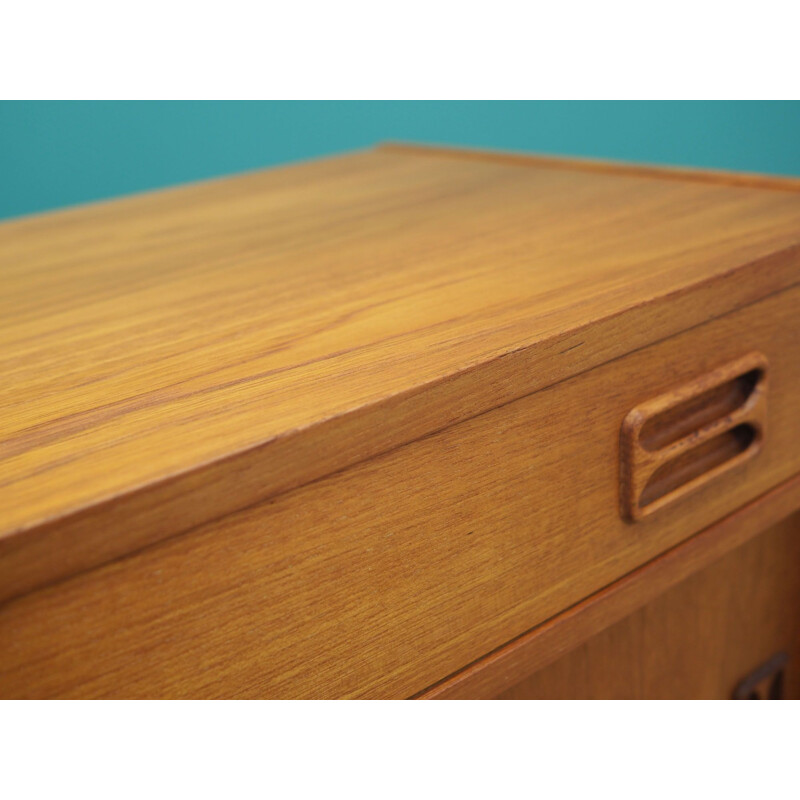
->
3;146;800;601
494;511;800;700
420;472;800;699
1;288;799;699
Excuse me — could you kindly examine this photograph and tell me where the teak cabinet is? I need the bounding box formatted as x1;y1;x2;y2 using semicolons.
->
1;143;799;699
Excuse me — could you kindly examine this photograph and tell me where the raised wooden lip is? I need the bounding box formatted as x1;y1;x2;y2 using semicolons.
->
2;144;800;607
380;142;800;193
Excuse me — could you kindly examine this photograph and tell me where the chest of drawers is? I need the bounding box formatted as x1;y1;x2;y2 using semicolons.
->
1;143;799;698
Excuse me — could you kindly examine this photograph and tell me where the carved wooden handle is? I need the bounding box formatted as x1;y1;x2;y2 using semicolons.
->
620;352;767;521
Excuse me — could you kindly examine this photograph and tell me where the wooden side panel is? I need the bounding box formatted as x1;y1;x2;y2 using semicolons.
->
497;511;800;699
1;288;799;699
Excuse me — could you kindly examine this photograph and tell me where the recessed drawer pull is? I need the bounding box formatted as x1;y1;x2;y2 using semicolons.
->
620;352;768;521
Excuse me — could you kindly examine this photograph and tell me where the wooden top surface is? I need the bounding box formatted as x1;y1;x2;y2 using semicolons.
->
2;143;800;595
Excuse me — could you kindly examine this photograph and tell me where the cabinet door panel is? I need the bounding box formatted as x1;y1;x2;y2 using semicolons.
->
498;511;800;699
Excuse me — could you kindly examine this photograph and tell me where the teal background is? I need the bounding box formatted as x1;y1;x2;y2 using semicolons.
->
2;101;800;221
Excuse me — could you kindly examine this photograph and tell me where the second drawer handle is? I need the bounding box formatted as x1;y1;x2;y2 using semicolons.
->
620;352;767;521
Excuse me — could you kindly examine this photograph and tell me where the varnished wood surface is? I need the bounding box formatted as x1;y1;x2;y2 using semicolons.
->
495;511;800;700
2;288;799;699
420;472;800;699
3;145;800;600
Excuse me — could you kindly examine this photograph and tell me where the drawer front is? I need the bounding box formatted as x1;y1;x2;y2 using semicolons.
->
2;287;800;699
